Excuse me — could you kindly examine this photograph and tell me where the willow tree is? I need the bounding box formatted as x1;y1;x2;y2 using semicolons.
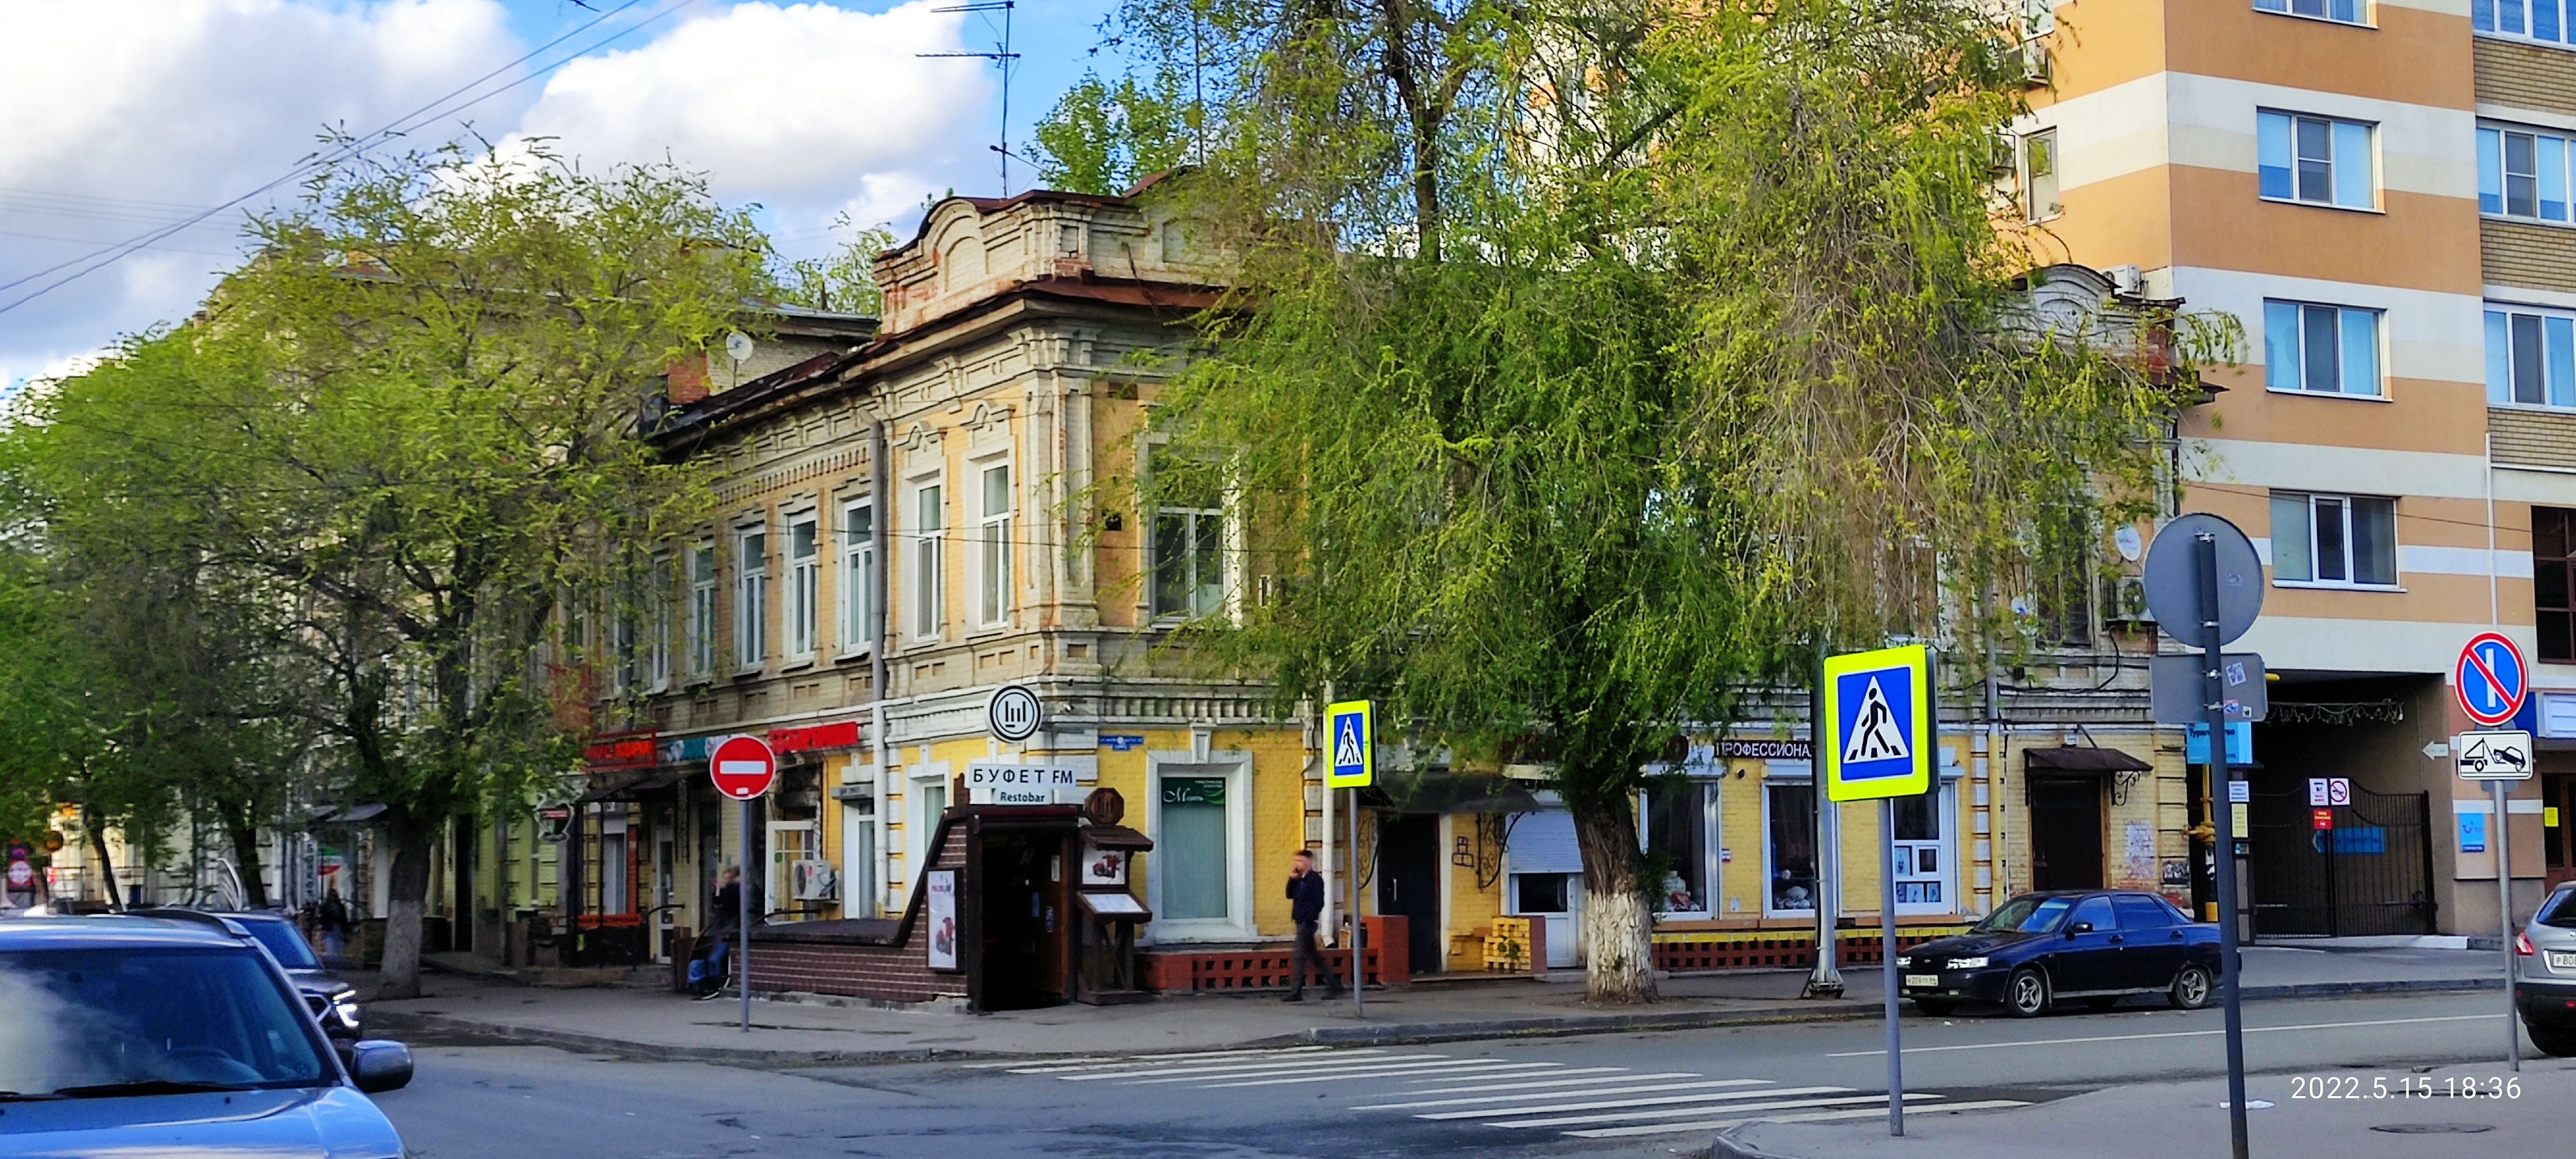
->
1062;0;2230;1003
14;145;769;995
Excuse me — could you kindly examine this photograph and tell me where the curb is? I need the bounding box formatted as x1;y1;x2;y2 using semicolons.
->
370;975;2503;1067
1709;1125;1802;1159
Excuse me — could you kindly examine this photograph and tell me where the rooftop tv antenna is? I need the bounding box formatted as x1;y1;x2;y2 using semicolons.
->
920;2;1022;194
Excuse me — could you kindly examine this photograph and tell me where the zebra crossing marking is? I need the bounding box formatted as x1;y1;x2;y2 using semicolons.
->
1562;1098;2033;1138
1416;1084;1855;1121
1198;1060;1567;1088
1348;1073;1721;1109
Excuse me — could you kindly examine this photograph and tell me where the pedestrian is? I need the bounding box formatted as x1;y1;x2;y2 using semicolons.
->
695;866;743;1001
1282;849;1341;1002
317;889;350;967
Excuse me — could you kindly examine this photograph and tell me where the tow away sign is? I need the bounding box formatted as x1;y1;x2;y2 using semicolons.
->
2455;731;2534;780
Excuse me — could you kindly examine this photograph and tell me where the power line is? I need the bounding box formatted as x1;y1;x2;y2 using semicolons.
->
0;0;702;320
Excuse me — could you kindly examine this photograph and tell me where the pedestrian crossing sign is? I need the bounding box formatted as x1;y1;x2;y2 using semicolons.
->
1327;699;1374;788
1823;644;1934;802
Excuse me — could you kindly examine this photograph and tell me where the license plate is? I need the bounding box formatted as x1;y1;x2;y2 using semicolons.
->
2549;951;2576;971
1905;973;1941;988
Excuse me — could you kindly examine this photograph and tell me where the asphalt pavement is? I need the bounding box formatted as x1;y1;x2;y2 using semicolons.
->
372;988;2558;1158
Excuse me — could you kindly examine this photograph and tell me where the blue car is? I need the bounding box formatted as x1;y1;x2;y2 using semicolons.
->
0;914;414;1158
1894;889;2222;1017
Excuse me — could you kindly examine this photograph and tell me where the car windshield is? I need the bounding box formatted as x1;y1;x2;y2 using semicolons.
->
0;947;334;1097
2538;887;2576;929
1973;895;2077;934
235;918;321;970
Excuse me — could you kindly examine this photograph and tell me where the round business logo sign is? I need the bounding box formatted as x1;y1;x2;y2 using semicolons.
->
988;684;1043;742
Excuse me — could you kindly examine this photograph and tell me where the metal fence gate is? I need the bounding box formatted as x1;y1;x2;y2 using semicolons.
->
2248;784;2435;937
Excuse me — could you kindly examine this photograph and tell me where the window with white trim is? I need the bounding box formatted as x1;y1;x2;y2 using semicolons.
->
735;526;768;668
2487;304;2576;407
2263;299;2382;397
910;482;945;639
840;499;875;652
2479;124;2574;223
2270;491;2398;588
1150;449;1227;619
647;553;672;691
2256;0;2366;27
2257;110;2376;210
2021;128;2061;222
786;514;819;660
977;463;1012;626
2475;0;2574;45
687;543;716;676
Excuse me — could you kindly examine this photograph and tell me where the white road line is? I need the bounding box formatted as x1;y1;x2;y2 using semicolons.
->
1350;1075;1724;1109
1488;1092;1926;1129
1386;1067;1651;1094
1823;1012;2499;1058
1059;1051;1421;1081
1564;1098;2028;1138
1198;1061;1564;1089
1004;1048;1340;1074
1349;1071;1772;1107
964;1056;1118;1069
1416;1085;1853;1121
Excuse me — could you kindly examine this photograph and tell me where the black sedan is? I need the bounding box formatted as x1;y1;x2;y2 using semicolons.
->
1895;889;2221;1017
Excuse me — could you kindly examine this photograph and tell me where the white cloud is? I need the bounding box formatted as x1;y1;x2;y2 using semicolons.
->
0;0;521;387
512;1;989;232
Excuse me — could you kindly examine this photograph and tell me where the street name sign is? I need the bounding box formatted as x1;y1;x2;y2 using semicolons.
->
2455;730;2534;780
2455;632;2529;729
1326;700;1374;789
1822;645;1934;802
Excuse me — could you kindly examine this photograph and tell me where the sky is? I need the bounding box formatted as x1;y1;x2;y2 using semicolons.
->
0;0;1123;391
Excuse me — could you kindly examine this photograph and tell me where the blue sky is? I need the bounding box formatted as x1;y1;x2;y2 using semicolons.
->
0;1;1125;390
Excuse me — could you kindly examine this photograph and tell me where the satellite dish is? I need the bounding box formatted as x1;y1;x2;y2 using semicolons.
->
724;332;755;364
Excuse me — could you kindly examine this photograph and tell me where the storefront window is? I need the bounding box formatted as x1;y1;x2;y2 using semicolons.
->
1767;782;1818;914
1891;788;1949;912
1161;777;1229;921
1642;778;1710;913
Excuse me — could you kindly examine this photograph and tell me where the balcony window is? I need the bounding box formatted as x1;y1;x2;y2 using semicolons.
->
2258;111;2375;210
2263;300;2382;397
2487;305;2576;407
2479;125;2573;222
2476;0;2573;44
2270;491;2398;588
2256;0;2366;26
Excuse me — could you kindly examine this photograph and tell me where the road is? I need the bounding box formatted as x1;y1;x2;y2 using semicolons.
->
374;990;2551;1158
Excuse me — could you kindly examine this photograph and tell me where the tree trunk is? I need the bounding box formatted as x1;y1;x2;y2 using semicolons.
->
1569;791;1657;1005
374;819;434;999
82;805;121;911
226;812;270;909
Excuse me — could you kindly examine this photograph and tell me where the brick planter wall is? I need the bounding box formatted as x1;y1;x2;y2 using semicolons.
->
745;935;961;1004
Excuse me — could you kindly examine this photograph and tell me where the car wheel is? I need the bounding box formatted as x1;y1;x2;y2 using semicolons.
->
1913;998;1955;1017
2169;963;2214;1011
2004;967;2050;1018
2528;1021;2576;1058
2084;996;2120;1011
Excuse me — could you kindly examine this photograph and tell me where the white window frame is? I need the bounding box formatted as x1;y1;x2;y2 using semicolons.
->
735;523;768;671
1891;780;1958;918
840;498;876;656
2489;302;2576;408
2262;299;2384;398
646;552;672;692
1761;771;1822;920
2255;0;2369;28
687;542;717;678
2475;0;2576;48
1147;448;1230;621
909;479;945;640
2270;490;2401;589
906;761;952;888
2021;127;2061;223
785;510;820;661
2257;109;2378;211
1143;750;1256;942
975;460;1013;627
2480;123;2576;224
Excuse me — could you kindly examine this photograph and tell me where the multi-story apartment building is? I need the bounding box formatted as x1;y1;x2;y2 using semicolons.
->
2016;0;2573;936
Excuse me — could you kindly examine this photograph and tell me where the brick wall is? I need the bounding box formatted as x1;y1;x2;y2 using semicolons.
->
2477;38;2576;120
2483;218;2576;294
2493;406;2576;469
747;938;962;1004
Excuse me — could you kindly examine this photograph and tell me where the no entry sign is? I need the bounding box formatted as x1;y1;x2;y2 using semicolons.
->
710;735;778;801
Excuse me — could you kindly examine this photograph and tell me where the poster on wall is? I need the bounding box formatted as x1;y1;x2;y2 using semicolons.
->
1082;848;1128;887
2123;821;2157;887
925;870;959;970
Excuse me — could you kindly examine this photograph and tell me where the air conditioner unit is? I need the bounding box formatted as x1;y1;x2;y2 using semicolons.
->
790;859;840;902
2104;575;2155;625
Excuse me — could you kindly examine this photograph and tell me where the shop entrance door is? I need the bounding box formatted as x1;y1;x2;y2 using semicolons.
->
978;830;1070;1010
1378;815;1443;974
2029;776;2105;892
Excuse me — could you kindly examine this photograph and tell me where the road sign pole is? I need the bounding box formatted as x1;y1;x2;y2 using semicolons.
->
740;796;753;1033
1881;796;1903;1137
2497;776;2519;1072
1350;788;1363;1017
2198;533;2251;1159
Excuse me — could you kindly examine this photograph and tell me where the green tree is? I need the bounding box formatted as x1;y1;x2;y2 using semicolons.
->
1117;0;2231;1002
1031;70;1197;195
779;216;902;316
13;143;768;995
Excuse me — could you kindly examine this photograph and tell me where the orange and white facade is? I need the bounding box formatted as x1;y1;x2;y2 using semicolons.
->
2020;0;2575;933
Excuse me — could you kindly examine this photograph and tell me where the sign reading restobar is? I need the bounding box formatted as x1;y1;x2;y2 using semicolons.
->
964;760;1086;805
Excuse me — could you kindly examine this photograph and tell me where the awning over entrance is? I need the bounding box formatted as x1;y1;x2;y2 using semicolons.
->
2022;746;2153;773
575;769;689;804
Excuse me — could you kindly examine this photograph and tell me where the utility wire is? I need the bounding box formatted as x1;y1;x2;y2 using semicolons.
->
0;0;700;319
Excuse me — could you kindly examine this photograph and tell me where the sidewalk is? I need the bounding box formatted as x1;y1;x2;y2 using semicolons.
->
1711;1059;2573;1159
367;938;2506;1065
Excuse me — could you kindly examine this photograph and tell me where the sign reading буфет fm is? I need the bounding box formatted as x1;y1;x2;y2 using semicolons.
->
1822;644;1934;803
